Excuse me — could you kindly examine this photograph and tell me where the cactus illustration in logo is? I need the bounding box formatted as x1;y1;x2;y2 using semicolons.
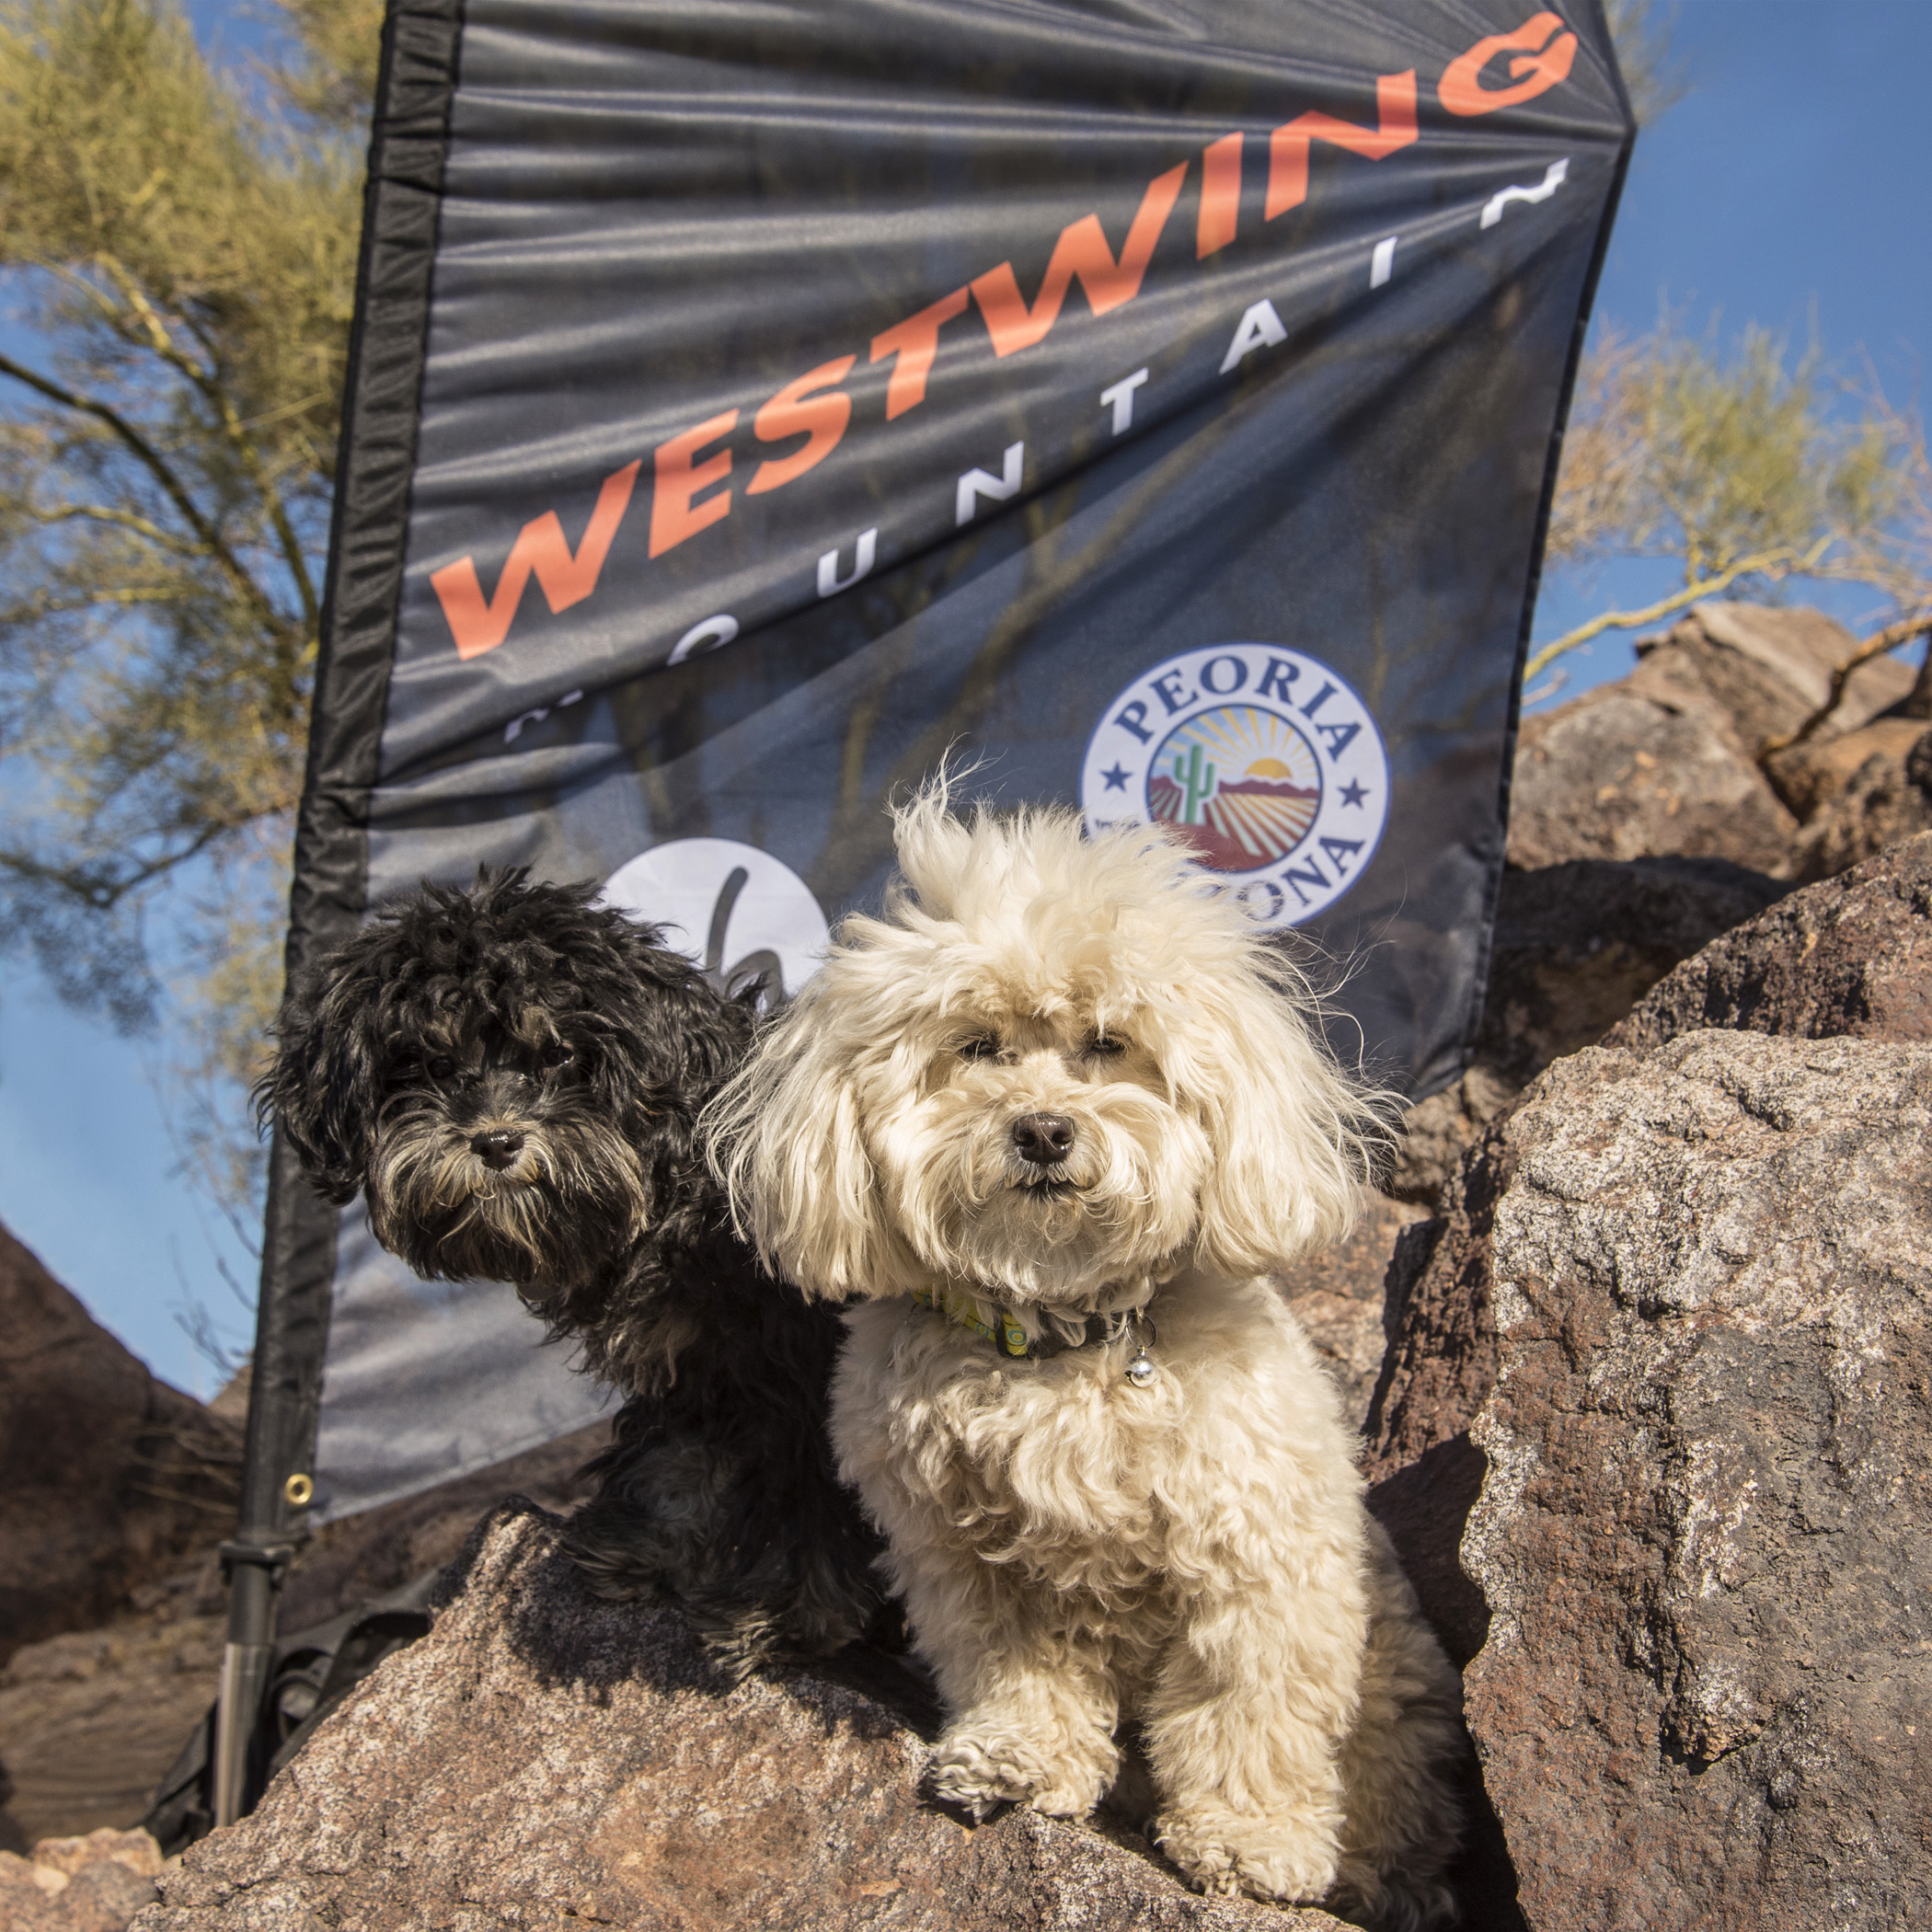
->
1172;741;1217;824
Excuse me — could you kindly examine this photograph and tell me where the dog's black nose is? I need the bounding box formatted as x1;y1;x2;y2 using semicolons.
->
1011;1112;1075;1167
471;1128;525;1169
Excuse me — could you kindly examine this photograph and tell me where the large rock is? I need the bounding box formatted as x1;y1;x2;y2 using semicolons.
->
1374;834;1932;1620
134;1508;1349;1932
1640;600;1913;753
1506;686;1797;874
1274;1192;1428;1430
0;1405;600;1855
1386;857;1788;1215
0;1616;222;1847
1462;1032;1932;1929
1507;602;1917;877
1787;723;1932;881
1609;830;1932;1052
0;1224;240;1664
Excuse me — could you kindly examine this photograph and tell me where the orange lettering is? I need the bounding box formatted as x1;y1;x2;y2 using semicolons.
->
1265;72;1419;221
1440;12;1577;117
748;356;857;496
971;161;1189;358
431;460;640;660
649;410;738;558
1197;132;1244;259
869;289;970;420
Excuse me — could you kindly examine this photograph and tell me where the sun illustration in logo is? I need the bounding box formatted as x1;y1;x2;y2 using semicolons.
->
1146;705;1322;873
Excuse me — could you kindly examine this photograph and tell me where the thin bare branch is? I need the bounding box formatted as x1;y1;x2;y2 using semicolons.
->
1524;538;1832;681
0;349;278;622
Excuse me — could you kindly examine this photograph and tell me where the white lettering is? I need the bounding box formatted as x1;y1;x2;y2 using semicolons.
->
1371;236;1397;288
1099;368;1150;435
1481;158;1569;230
1219;299;1288;375
817;527;878;597
669;615;739;665
956;442;1026;525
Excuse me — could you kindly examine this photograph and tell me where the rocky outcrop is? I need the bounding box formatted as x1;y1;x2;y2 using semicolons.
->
0;1387;598;1855
1785;721;1932;881
133;1508;1347;1932
1608;829;1932;1052
0;1225;240;1666
1463;1032;1932;1929
1507;685;1797;873
1508;602;1917;877
0;1617;223;1849
1387;855;1788;1216
0;1829;162;1931
1641;600;1914;751
1370;829;1932;1669
1274;1192;1428;1430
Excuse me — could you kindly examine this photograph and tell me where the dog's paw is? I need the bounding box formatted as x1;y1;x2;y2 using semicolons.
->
1154;1806;1340;1904
927;1725;1104;1823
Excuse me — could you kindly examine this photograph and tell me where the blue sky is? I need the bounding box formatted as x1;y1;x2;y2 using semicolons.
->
4;1;1930;1396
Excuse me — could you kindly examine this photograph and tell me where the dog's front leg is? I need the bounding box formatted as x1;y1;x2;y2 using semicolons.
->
911;1559;1119;1822
1144;1567;1365;1904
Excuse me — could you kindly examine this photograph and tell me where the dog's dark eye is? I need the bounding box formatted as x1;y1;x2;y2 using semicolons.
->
426;1054;456;1080
539;1043;574;1070
1085;1033;1128;1059
958;1034;1001;1062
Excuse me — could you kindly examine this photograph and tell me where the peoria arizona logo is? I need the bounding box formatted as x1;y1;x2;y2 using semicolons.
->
1080;644;1390;929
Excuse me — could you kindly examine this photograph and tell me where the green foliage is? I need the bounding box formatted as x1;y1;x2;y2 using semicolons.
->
0;0;381;1211
1534;322;1928;679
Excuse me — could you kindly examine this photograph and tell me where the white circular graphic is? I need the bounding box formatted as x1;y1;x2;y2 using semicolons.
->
1080;644;1391;928
601;838;829;998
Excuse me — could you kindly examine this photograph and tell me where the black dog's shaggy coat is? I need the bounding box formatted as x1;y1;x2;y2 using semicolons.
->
261;870;882;1672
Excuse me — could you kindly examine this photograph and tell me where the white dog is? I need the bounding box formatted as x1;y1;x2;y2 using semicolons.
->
709;788;1465;1927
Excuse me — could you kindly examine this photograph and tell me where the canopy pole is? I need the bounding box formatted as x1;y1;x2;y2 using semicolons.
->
210;0;462;1823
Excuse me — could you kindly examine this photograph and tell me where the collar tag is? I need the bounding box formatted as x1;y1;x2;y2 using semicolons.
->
912;1285;1030;1357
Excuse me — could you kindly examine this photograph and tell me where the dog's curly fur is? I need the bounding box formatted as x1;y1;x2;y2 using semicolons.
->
259;869;882;1673
707;790;1466;1926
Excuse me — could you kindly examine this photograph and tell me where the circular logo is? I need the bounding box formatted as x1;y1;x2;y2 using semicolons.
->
600;838;829;999
1080;645;1390;928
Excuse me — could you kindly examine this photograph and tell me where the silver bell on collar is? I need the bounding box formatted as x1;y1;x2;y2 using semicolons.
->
1123;1313;1157;1386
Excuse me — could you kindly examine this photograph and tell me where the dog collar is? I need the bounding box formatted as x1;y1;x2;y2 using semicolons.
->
910;1284;1157;1383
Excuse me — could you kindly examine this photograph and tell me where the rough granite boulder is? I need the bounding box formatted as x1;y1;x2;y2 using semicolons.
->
1371;831;1932;1668
132;1509;1349;1932
0;1223;240;1664
1387;857;1788;1212
1463;1032;1932;1929
1608;829;1932;1052
0;1828;162;1931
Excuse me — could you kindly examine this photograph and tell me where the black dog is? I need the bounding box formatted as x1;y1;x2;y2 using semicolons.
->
260;869;883;1673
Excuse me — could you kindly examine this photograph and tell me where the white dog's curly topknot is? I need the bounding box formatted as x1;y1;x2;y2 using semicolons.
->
705;776;1393;1303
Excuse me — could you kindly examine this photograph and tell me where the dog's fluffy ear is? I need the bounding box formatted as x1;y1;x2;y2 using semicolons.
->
704;972;913;1302
1168;944;1386;1278
254;938;391;1206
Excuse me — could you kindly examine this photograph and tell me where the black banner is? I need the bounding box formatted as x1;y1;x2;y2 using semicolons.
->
268;0;1631;1524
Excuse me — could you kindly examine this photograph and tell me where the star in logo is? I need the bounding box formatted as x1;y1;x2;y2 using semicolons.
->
1101;763;1131;791
1338;778;1370;808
